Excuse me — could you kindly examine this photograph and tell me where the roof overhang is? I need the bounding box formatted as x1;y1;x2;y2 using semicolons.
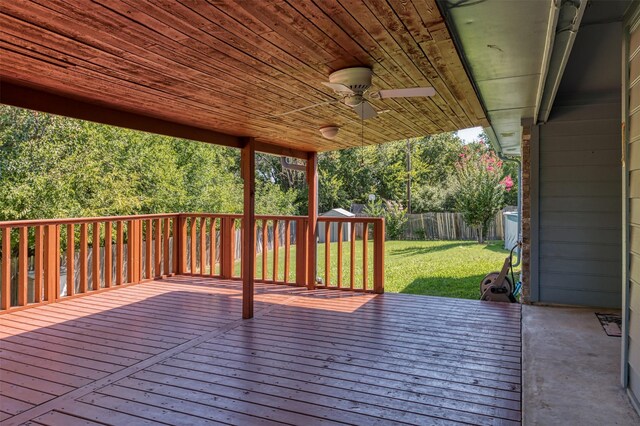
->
0;1;487;154
441;0;563;155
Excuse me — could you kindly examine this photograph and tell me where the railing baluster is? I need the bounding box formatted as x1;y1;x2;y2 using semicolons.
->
177;215;185;275
284;220;291;284
190;217;196;274
153;219;162;278
34;226;43;302
18;227;28;306
1;227;11;310
273;220;279;283
325;221;331;287
145;219;152;280
295;219;307;286
104;221;112;288
350;223;356;290
56;225;61;298
156;218;163;278
116;221;123;285
373;219;385;294
43;225;58;302
163;217;170;276
67;224;75;296
92;222;100;291
80;223;88;293
363;222;369;291
337;223;343;289
210;218;216;276
127;220;134;283
199;217;206;276
261;220;267;281
253;221;258;279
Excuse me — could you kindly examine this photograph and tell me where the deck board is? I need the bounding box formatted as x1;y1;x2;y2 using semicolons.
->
0;276;521;425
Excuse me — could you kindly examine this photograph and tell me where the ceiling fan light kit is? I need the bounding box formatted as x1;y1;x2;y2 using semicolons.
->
319;126;340;139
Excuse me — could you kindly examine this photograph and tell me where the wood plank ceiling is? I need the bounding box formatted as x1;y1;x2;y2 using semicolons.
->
0;0;488;153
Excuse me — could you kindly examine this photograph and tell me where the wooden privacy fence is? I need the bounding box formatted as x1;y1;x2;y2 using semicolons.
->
0;212;384;313
403;211;505;241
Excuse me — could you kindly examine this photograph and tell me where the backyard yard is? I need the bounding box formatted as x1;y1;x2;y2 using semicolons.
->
239;239;514;300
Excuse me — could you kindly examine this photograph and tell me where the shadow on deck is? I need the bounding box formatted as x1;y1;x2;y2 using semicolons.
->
0;276;521;425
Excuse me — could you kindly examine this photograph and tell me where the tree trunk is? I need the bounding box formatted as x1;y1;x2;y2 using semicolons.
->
478;226;484;244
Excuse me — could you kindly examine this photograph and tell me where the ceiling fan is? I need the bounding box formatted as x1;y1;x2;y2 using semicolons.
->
274;67;436;120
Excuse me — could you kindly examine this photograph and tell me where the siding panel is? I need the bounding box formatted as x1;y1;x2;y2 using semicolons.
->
538;102;621;308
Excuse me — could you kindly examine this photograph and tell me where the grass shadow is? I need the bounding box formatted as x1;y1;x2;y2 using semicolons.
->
399;274;487;300
388;241;478;257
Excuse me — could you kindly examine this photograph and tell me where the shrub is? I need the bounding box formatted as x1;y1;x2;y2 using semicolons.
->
453;147;512;243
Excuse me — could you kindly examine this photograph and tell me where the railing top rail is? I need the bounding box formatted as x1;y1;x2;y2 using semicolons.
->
179;213;243;219
0;212;382;228
0;213;180;228
317;216;384;223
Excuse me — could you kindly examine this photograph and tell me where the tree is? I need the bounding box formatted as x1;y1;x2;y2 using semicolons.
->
410;133;464;213
453;143;512;243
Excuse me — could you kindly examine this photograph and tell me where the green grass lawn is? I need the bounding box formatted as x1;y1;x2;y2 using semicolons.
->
384;240;515;299
222;239;514;300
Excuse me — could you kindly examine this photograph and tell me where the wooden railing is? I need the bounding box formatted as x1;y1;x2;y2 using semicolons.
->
0;213;384;313
317;217;384;293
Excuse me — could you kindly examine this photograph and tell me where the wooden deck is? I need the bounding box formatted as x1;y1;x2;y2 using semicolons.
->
0;276;521;425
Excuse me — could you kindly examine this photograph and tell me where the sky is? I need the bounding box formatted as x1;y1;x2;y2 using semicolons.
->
457;126;483;144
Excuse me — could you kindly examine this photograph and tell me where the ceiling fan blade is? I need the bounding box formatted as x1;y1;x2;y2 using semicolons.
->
322;82;354;94
353;101;377;120
378;87;436;98
271;99;340;117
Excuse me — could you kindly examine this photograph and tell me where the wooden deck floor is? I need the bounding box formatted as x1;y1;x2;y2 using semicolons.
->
0;276;522;425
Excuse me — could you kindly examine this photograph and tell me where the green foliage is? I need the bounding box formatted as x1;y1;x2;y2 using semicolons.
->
0;106;516;226
453;143;511;243
0;106;294;220
363;198;385;217
383;200;408;240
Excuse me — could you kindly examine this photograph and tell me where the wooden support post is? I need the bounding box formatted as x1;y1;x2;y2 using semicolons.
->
241;138;256;319
374;219;385;294
307;151;318;290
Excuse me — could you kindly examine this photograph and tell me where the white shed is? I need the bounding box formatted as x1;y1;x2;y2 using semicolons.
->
318;208;354;243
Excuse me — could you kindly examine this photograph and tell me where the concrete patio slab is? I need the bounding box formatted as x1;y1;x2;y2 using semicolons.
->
523;304;640;425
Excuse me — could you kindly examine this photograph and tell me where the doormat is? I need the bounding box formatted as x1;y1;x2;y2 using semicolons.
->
595;313;622;337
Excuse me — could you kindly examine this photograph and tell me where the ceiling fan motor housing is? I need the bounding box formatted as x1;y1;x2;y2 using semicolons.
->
328;67;372;95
